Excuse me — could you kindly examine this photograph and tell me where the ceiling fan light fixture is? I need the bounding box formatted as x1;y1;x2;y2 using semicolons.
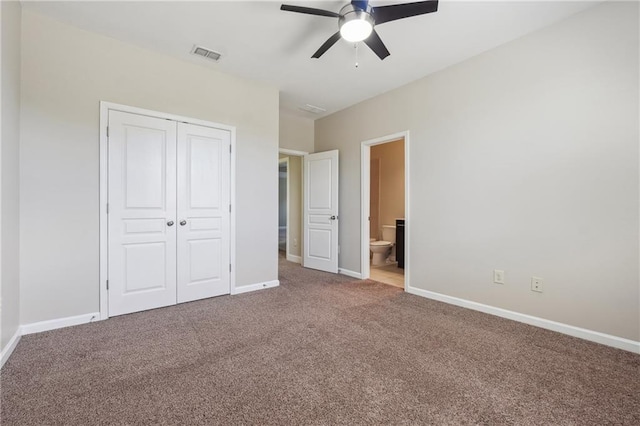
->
338;4;374;43
340;19;373;42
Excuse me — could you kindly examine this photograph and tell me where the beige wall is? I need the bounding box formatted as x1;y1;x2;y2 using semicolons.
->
287;155;302;258
1;0;22;352
371;139;404;239
279;112;314;153
279;154;302;259
369;158;380;240
315;2;639;340
19;10;279;325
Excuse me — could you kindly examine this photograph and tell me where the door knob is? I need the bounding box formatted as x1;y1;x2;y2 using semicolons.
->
167;221;174;227
330;215;337;220
180;220;187;226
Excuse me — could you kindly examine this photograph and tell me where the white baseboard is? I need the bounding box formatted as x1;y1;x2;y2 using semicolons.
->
339;268;362;279
232;280;279;295
1;329;21;369
286;254;302;264
21;312;100;335
407;286;640;354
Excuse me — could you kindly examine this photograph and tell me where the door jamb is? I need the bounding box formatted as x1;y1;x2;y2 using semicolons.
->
360;131;410;291
99;101;237;320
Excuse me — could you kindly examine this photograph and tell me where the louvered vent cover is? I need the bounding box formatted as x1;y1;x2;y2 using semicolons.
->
191;45;222;62
298;104;326;114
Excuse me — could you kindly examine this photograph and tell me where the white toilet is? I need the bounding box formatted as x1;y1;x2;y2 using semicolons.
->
370;225;396;266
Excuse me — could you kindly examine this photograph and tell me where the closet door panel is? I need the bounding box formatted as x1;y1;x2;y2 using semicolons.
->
108;111;178;316
177;123;231;303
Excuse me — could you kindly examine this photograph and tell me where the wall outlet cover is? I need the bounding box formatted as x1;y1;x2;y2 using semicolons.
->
531;276;544;293
493;269;505;284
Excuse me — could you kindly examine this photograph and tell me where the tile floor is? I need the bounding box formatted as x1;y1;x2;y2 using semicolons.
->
370;261;404;288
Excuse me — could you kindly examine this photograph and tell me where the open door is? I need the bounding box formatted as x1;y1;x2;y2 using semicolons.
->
303;150;339;273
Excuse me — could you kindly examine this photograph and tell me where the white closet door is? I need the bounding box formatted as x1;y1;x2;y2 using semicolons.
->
108;111;178;316
176;123;231;303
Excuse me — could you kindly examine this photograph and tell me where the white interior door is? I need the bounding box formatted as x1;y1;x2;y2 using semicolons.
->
303;150;339;273
108;111;178;316
177;123;231;303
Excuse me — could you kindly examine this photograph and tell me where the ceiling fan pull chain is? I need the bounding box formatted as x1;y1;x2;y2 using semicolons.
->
354;43;358;68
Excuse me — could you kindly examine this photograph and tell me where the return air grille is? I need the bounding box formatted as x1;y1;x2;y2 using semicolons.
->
298;104;326;114
191;45;222;62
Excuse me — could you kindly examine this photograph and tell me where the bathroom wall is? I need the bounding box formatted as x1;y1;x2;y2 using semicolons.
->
371;139;405;237
369;158;380;240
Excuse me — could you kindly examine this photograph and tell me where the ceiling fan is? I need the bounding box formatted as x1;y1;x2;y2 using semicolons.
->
280;0;439;60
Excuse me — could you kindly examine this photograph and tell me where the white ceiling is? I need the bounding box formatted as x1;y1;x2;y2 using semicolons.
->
23;1;600;119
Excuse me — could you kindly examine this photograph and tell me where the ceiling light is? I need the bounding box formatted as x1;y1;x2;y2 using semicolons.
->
339;5;374;43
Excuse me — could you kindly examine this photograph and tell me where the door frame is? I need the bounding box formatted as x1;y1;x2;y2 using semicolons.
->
99;101;237;320
360;131;410;291
278;148;308;264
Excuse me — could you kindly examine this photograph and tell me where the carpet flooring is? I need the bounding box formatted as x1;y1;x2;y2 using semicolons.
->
1;257;639;425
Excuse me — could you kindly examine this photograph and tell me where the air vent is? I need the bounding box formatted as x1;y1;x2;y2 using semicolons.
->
298;104;326;114
191;45;222;62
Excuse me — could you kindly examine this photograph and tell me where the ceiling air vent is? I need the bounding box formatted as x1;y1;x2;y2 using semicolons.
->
298;104;326;114
191;45;222;62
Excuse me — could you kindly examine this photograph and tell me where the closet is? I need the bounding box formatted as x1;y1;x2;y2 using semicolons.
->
107;110;231;317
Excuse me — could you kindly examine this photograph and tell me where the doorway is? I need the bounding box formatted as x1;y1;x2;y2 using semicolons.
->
279;158;288;254
278;149;307;265
361;131;410;290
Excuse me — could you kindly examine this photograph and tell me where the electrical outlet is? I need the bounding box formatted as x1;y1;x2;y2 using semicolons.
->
531;276;544;293
493;269;505;284
293;238;297;248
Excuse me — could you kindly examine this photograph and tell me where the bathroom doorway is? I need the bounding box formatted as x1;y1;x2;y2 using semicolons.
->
278;149;306;264
361;132;409;290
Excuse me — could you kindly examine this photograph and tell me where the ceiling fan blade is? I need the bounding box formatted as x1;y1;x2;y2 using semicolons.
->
373;0;438;25
364;29;390;60
351;0;369;11
312;32;342;58
280;4;339;18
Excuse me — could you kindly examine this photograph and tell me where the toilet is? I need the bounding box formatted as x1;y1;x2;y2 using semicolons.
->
370;225;396;266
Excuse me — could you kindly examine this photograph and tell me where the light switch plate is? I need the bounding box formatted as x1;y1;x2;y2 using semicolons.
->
493;269;505;284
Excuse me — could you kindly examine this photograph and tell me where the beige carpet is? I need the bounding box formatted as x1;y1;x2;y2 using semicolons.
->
1;257;639;425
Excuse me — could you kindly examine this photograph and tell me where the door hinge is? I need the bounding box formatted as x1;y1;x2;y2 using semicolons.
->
106;203;109;214
106;126;109;138
229;204;231;213
229;144;232;154
106;280;109;290
229;264;232;272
